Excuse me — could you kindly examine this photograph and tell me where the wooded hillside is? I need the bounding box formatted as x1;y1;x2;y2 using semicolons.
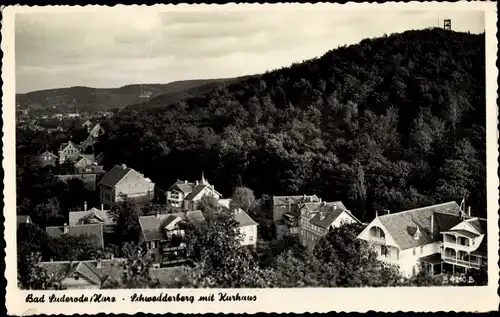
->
98;28;486;221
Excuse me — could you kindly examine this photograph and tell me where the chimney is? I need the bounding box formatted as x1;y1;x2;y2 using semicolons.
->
156;212;161;218
84;201;87;211
184;180;188;184
101;203;104;211
386;209;390;215
375;210;378;218
195;180;199;186
63;223;69;234
96;259;102;269
121;164;126;169
430;214;434;235
467;206;471;217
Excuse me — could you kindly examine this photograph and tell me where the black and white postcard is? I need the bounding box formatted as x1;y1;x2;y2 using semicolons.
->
3;2;498;314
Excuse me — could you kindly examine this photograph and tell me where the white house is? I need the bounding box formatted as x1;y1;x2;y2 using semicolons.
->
357;201;486;277
166;173;221;211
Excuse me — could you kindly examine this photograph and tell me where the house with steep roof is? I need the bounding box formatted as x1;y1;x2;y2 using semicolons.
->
82;120;93;131
74;154;95;169
36;151;58;168
298;201;361;249
69;203;114;232
233;208;259;247
38;258;124;289
138;211;205;266
80;123;105;150
98;164;155;208
218;198;259;247
58;141;81;164
357;201;487;278
46;223;105;249
166;173;222;210
272;194;322;239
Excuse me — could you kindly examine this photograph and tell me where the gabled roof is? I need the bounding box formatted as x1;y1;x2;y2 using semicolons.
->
302;201;357;229
46;224;104;248
139;211;205;241
234;209;258;227
377;201;462;250
169;181;195;194
59;141;80;152
69;208;114;226
273;194;320;207
97;164;133;187
184;184;221;201
39;259;124;287
441;229;479;239
38;151;58;159
66;262;102;285
76;164;106;174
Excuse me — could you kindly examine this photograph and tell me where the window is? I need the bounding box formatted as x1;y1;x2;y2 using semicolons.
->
249;236;253;242
412;248;416;256
381;245;389;257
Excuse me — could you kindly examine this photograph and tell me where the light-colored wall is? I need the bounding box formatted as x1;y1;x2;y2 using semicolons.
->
239;225;257;246
60;276;99;289
192;187;220;201
331;211;359;227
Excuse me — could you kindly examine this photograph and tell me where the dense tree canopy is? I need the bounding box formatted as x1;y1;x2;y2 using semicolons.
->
97;29;485;221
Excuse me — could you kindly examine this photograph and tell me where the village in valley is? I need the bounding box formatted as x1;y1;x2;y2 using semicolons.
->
15;11;488;290
16;117;487;289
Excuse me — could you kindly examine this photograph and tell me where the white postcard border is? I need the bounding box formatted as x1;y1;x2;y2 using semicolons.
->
3;2;499;314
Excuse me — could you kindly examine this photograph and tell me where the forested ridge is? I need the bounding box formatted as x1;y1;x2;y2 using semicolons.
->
98;28;486;221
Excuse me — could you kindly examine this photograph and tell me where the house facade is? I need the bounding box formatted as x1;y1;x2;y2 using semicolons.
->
272;194;321;239
298;201;361;249
58;141;81;164
234;208;259;247
98;164;155;208
357;201;487;278
138;211;205;267
166;174;221;211
37;151;58;168
69;203;114;233
38;259;124;290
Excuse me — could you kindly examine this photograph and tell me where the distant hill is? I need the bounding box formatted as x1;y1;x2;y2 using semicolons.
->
16;77;246;116
124;76;250;111
100;28;486;221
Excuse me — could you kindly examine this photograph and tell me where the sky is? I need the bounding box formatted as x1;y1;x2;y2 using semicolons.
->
15;6;485;93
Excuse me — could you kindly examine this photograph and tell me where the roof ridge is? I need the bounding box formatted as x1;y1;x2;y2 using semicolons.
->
378;201;459;218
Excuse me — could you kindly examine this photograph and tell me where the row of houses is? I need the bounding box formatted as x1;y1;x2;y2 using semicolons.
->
271;195;487;279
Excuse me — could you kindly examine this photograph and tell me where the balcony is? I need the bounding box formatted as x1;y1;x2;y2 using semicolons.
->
442;256;480;269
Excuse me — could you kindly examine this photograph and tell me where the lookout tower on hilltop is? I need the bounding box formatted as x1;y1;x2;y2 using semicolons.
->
444;19;451;31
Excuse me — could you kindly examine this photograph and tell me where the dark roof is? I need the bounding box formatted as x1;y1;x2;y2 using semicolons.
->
16;215;31;228
234;209;258;227
76;165;106;174
59;141;79;151
418;253;443;265
39;259;124;287
273;195;320;207
139;211;205;241
305;201;352;229
377;201;462;250
97;164;132;187
69;209;114;226
467;218;487;234
46;224;104;248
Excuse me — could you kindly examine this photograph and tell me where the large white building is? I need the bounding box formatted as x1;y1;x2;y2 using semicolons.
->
357;201;487;277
